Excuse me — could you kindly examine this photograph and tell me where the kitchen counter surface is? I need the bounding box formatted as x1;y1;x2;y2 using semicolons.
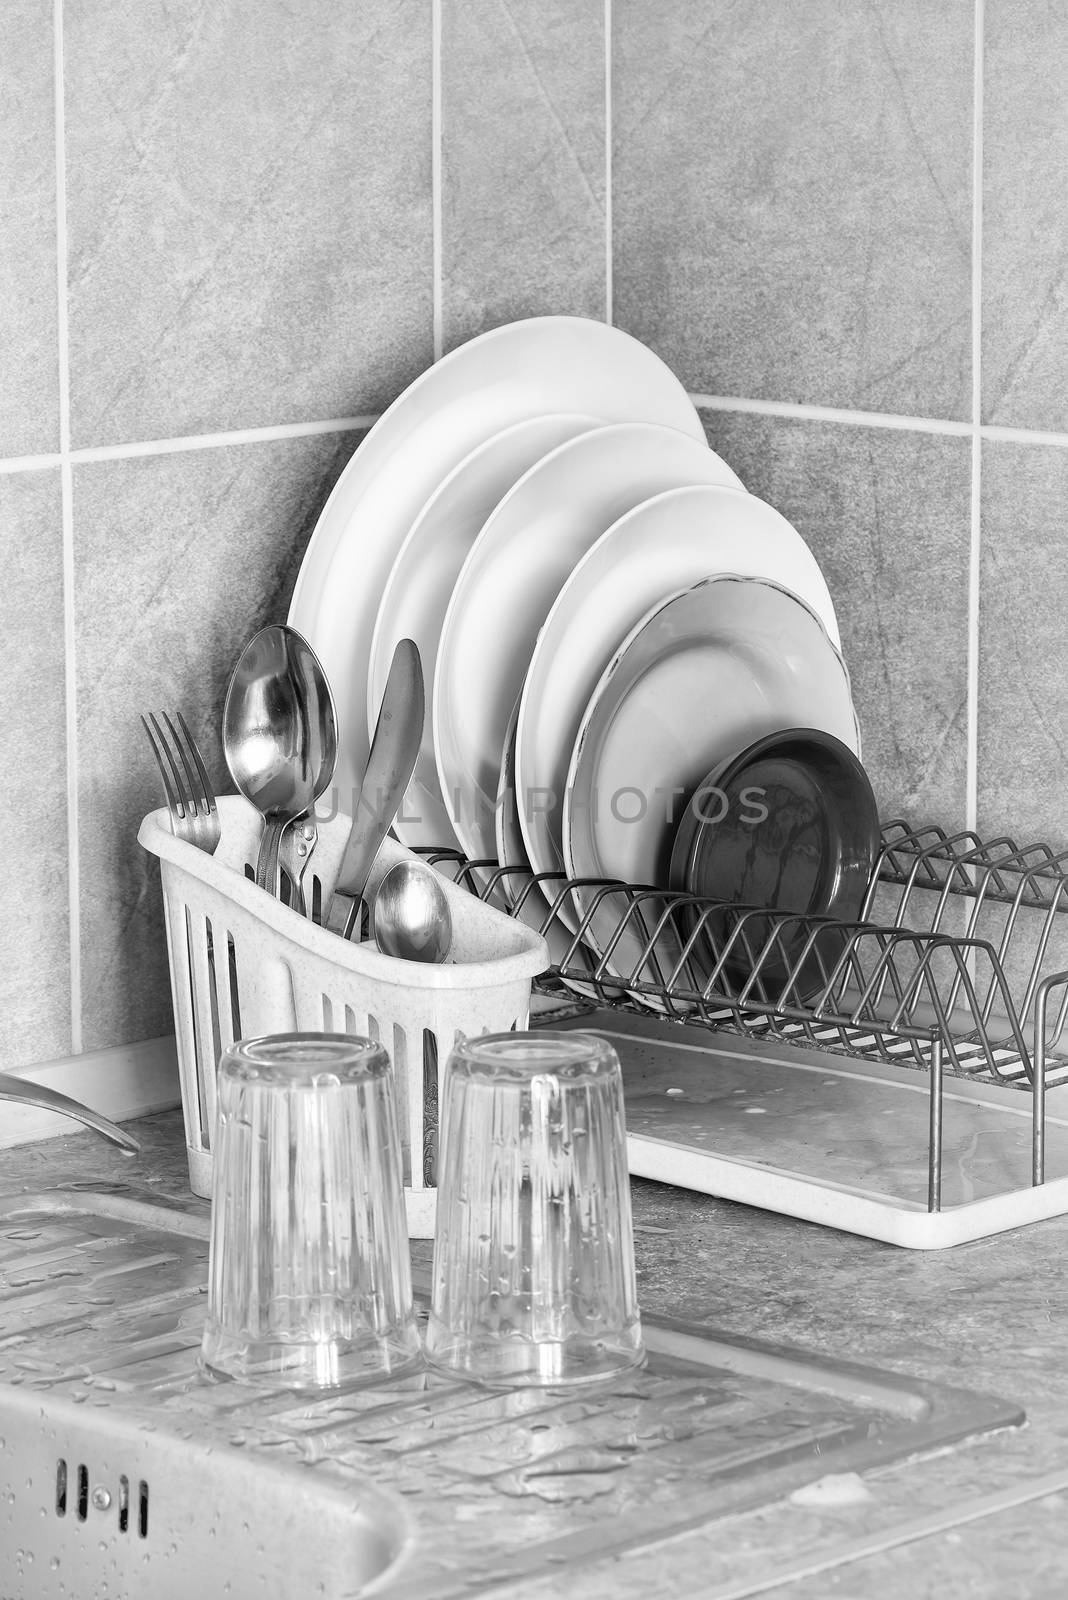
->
4;1102;1067;1600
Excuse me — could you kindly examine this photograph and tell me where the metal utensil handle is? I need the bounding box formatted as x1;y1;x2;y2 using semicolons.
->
256;817;288;898
323;638;424;937
279;815;319;917
0;1071;140;1153
325;887;361;941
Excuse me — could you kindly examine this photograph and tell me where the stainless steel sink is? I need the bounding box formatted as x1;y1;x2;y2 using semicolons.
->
0;1380;407;1599
0;1184;1025;1599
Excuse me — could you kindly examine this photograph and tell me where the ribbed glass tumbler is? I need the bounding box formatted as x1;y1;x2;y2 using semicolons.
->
200;1033;420;1390
426;1031;643;1386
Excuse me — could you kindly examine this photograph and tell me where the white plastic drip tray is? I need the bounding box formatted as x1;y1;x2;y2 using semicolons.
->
548;1009;1068;1248
0;1187;1023;1599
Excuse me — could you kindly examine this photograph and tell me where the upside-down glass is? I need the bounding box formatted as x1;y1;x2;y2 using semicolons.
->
426;1031;643;1385
200;1033;420;1389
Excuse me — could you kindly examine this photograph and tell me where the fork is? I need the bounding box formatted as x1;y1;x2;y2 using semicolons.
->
141;711;222;855
142;710;308;910
142;711;230;1123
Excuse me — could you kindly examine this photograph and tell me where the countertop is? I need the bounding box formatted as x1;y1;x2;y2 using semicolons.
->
4;1106;1068;1600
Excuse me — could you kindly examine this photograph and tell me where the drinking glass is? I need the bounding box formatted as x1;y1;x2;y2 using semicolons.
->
426;1030;643;1385
200;1032;420;1389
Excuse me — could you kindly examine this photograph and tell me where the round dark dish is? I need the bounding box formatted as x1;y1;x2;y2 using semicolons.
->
668;728;881;999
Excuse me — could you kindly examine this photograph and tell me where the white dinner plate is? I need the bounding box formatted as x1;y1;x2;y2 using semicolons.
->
287;316;704;817
434;422;745;862
368;413;597;849
495;698;602;998
562;575;859;982
495;697;533;892
514;484;842;895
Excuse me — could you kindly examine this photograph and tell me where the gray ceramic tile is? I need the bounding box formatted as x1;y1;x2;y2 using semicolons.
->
0;0;59;457
984;4;1068;430
441;0;606;350
64;0;433;448
73;430;360;1050
614;0;973;419
700;411;972;831
978;442;1068;851
0;471;70;1069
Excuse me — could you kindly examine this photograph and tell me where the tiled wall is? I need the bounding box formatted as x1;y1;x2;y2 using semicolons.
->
2;0;1065;1075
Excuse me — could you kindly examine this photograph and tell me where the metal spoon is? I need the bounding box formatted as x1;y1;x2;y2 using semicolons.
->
222;624;337;899
373;862;452;963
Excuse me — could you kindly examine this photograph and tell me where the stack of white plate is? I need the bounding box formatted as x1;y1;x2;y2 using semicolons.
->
289;316;859;983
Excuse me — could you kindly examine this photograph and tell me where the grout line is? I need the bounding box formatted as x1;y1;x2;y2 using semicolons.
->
54;0;80;1054
0;418;377;476
53;21;70;465
690;392;974;437
4;391;1068;483
431;0;443;360
0;451;64;475
61;456;77;1060
68;416;379;465
694;393;1068;451
967;0;984;838
1;402;1068;474
604;0;613;325
979;421;1068;448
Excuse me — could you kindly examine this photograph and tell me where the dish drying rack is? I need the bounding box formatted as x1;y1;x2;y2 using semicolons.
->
419;820;1068;1231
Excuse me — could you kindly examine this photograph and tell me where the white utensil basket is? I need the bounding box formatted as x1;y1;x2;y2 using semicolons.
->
138;796;549;1236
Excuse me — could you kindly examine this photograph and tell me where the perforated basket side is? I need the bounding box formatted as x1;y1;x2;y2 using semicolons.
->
140;800;548;1234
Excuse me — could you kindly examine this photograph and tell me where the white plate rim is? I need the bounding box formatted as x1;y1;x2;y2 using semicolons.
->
287;316;705;810
365;412;600;848
562;571;860;895
513;482;842;888
432;420;747;862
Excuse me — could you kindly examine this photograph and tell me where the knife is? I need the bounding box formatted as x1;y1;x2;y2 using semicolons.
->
324;638;425;939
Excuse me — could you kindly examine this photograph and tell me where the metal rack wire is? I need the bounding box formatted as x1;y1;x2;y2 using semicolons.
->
420;820;1068;1210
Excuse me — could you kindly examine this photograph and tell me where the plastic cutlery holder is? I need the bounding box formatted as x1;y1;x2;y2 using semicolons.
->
139;796;549;1236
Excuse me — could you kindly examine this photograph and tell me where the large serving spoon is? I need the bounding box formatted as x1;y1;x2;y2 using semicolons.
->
223;625;337;899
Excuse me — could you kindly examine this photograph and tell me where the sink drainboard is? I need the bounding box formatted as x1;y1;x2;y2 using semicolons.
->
0;1186;1024;1599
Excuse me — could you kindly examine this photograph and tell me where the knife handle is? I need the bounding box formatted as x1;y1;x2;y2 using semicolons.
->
324;888;362;941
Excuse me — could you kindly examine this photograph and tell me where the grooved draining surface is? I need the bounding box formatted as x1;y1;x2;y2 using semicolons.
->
0;1161;1023;1599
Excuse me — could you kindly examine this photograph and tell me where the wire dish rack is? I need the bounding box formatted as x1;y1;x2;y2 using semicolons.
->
419;820;1068;1236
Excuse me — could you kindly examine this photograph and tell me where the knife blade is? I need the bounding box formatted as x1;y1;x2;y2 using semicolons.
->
324;638;425;939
